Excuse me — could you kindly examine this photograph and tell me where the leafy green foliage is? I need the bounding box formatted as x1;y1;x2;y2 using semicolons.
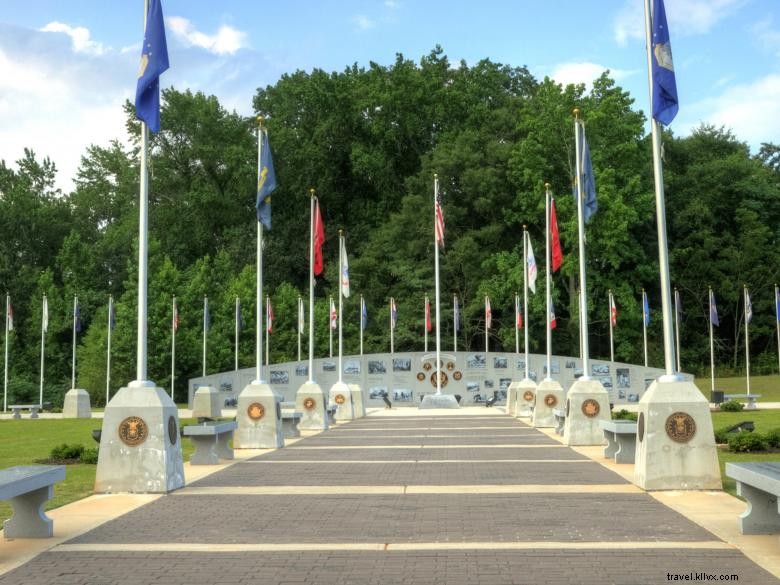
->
727;431;769;453
720;400;744;412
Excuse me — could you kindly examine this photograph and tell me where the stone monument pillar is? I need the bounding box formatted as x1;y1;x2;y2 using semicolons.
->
329;381;354;422
191;385;221;419
505;381;519;416
513;379;537;418
532;379;564;428
635;377;721;490
95;382;184;493
62;389;91;418
296;381;329;431
349;384;365;418
234;381;284;449
563;378;611;446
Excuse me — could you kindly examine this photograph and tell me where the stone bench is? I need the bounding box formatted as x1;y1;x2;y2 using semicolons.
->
327;404;337;425
281;411;302;439
599;420;637;464
724;394;762;410
552;408;565;435
726;462;780;534
182;421;237;465
0;465;65;538
9;405;40;419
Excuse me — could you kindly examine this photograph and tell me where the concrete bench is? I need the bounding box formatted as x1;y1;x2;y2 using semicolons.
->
0;465;65;538
182;421;237;465
9;405;41;419
281;411;302;439
726;462;780;534
552;408;565;435
327;404;337;424
599;420;637;464
724;394;762;410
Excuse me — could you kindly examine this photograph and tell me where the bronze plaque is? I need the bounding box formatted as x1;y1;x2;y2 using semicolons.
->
544;394;557;408
303;397;316;411
453;371;462;381
335;394;346;405
581;399;600;418
523;390;534;402
416;372;425;381
423;362;432;371
118;416;148;447
446;362;455;371
430;371;448;388
638;412;645;442
665;412;696;443
168;416;177;445
247;402;265;421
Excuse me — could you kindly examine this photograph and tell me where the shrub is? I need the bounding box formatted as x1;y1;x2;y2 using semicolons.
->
50;443;85;461
765;428;780;449
727;431;768;453
713;427;731;444
80;447;99;464
612;409;638;421
720;400;744;412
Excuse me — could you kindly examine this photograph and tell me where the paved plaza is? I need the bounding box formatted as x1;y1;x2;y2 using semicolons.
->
0;409;778;584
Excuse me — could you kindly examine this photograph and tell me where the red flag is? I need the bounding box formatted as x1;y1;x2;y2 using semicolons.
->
550;299;557;330
609;293;617;327
425;297;432;332
485;296;492;330
516;307;523;330
313;199;325;275
551;198;563;272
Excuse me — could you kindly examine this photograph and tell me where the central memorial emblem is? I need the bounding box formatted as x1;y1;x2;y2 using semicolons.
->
334;394;346;405
247;402;265;421
430;371;448;388
581;399;600;418
118;416;148;447
544;394;557;408
523;390;534;402
303;397;316;411
665;412;696;443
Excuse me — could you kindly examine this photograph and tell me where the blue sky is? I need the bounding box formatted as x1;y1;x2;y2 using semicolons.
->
1;0;779;191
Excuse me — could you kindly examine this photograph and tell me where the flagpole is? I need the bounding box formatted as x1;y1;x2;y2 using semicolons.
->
136;100;150;386
106;295;113;405
424;296;428;353
514;293;519;355
523;228;530;379
265;295;270;379
453;295;458;353
709;287;715;394
171;296;176;400
775;284;780;375
39;295;46;407
674;288;681;372
744;285;750;396
3;294;9;413
484;296;489;353
329;296;334;359
644;0;676;378
390;298;395;355
573;112;592;380
298;296;303;362
202;295;207;377
360;295;364;357
545;184;552;380
338;231;344;383
643;289;649;367
256;119;265;384
308;190;316;383
235;297;239;371
433;174;442;394
71;296;78;389
608;290;615;368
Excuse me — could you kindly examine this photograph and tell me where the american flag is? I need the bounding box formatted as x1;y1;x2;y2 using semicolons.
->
485;296;492;330
435;189;445;248
609;292;617;327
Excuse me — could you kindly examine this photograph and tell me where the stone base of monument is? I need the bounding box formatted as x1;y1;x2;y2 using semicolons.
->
635;377;721;490
95;382;184;493
191;385;221;419
329;381;354;421
419;393;460;409
505;382;519;416
532;379;564;428
563;378;611;446
349;384;365;418
234;382;283;449
296;382;329;431
513;378;538;418
62;389;91;418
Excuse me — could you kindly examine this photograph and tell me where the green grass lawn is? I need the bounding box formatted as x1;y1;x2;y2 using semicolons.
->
694;373;780;401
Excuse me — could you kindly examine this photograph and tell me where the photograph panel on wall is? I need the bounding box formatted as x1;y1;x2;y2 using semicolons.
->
484;379;494;389
493;357;508;369
616;368;630;388
219;378;233;393
543;361;560;375
323;361;337;372
295;364;309;377
368;360;386;375
591;363;610;375
466;354;486;369
344;359;361;375
529;370;538;381
499;378;513;391
393;389;413;402
598;376;612;389
270;370;289;385
565;360;577;369
369;386;388;399
466;382;480;393
393;357;412;372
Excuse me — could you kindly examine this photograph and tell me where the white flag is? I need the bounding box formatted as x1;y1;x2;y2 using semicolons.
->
298;297;305;334
340;237;350;298
42;295;49;333
330;297;337;330
526;233;537;294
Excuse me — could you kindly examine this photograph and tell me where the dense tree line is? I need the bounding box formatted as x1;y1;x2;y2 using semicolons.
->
1;47;778;406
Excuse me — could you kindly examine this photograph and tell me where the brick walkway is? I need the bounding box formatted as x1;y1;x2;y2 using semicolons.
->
1;413;778;585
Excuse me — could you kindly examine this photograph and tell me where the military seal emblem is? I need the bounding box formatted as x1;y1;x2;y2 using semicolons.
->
665;412;696;443
523;390;534;402
581;399;600;418
544;394;557;408
247;402;265;421
303;397;316;411
118;416;148;447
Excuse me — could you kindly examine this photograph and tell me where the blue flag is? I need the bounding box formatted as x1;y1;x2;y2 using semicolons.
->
109;300;116;331
454;296;460;332
643;292;651;326
74;300;82;333
135;0;169;133
579;124;598;222
204;298;211;331
361;298;368;331
256;128;277;229
651;0;679;125
709;289;719;327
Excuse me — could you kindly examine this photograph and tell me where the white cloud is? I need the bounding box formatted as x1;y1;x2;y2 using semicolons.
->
548;61;636;89
751;18;780;57
682;73;780;149
39;21;107;55
166;16;248;55
614;0;743;46
384;0;399;8
352;15;376;31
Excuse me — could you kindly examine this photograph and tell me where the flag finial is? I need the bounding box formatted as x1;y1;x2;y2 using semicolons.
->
434;173;438;179
573;108;580;119
309;188;316;198
257;115;265;127
544;182;550;190
339;228;343;237
523;224;527;230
